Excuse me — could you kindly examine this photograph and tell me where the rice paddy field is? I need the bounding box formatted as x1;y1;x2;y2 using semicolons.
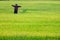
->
0;1;60;40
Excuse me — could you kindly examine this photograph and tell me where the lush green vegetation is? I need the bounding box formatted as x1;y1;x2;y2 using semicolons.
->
0;36;60;40
0;1;60;40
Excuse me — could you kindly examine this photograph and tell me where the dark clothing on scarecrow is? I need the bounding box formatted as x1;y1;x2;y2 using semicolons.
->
12;4;21;14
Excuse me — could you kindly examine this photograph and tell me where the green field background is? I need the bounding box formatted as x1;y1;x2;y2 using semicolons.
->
0;1;60;40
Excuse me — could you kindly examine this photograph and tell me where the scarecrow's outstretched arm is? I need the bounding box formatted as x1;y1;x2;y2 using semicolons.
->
12;5;15;7
18;6;21;7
